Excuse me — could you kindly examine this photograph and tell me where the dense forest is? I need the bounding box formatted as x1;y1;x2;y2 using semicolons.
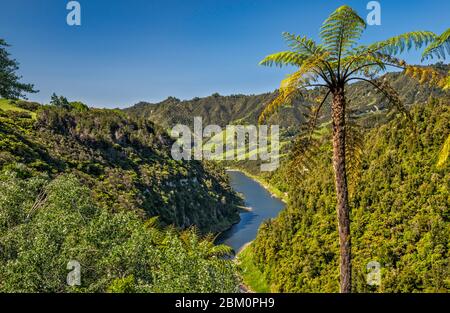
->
0;100;241;233
0;171;238;292
0;99;242;292
126;66;450;293
246;99;449;292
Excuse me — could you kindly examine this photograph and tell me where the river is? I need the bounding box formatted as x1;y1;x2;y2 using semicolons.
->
216;170;286;254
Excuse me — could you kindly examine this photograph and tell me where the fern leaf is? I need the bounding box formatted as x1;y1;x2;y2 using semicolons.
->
369;31;436;56
320;5;366;60
422;28;450;60
259;51;309;67
259;54;326;123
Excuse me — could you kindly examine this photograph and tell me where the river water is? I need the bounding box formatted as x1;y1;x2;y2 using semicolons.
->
216;170;286;254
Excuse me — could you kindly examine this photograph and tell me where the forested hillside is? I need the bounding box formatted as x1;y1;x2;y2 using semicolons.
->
0;100;241;233
245;100;449;292
0;171;239;292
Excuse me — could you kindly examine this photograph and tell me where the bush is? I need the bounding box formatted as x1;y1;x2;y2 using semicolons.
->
0;170;239;292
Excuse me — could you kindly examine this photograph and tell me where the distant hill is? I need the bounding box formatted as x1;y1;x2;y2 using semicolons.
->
125;64;449;130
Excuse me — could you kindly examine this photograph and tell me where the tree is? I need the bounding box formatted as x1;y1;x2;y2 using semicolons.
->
0;39;37;99
0;170;239;292
50;93;70;108
259;5;436;292
49;94;89;111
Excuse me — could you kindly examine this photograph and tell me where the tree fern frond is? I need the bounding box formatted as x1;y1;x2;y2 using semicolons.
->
258;55;324;123
287;134;325;184
285;100;332;183
348;76;408;116
320;5;366;60
259;51;309;67
304;90;331;137
282;32;325;56
342;51;387;79
368;31;436;56
422;28;450;60
206;244;234;257
143;216;160;229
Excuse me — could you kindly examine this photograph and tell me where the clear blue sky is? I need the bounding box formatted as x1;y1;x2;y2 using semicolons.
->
1;0;449;108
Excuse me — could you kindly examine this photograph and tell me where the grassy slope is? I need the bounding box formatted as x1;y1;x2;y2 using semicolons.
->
237;243;270;293
0;99;36;118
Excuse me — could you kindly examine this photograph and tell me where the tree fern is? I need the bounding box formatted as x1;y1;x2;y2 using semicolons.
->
258;5;439;293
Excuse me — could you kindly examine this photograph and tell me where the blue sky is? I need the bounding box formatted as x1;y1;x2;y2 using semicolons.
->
1;0;449;108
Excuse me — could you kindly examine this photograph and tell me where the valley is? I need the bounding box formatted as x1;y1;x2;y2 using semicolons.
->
1;2;449;295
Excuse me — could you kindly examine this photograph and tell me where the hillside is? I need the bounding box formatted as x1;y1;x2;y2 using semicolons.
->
0;172;239;292
0;100;241;233
242;99;449;292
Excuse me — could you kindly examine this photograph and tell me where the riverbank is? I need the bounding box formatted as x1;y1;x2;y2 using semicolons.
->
225;169;286;293
226;168;288;203
219;169;285;292
236;241;270;293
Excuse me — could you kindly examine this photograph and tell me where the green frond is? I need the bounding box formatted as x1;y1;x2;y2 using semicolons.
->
258;55;324;123
143;216;159;229
422;28;450;60
287;134;325;184
259;51;309;67
320;5;366;59
341;50;388;78
437;134;450;168
206;244;234;257
372;78;408;115
368;31;436;56
282;32;325;56
258;74;302;124
302;91;331;135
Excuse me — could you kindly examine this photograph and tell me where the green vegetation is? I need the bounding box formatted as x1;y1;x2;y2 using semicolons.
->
0;40;242;293
1;6;449;294
237;243;270;293
0;169;239;292
0;98;36;119
0;104;241;233
250;100;449;292
126;67;448;133
258;5;443;292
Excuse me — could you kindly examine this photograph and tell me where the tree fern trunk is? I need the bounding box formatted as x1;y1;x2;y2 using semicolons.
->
331;88;351;293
